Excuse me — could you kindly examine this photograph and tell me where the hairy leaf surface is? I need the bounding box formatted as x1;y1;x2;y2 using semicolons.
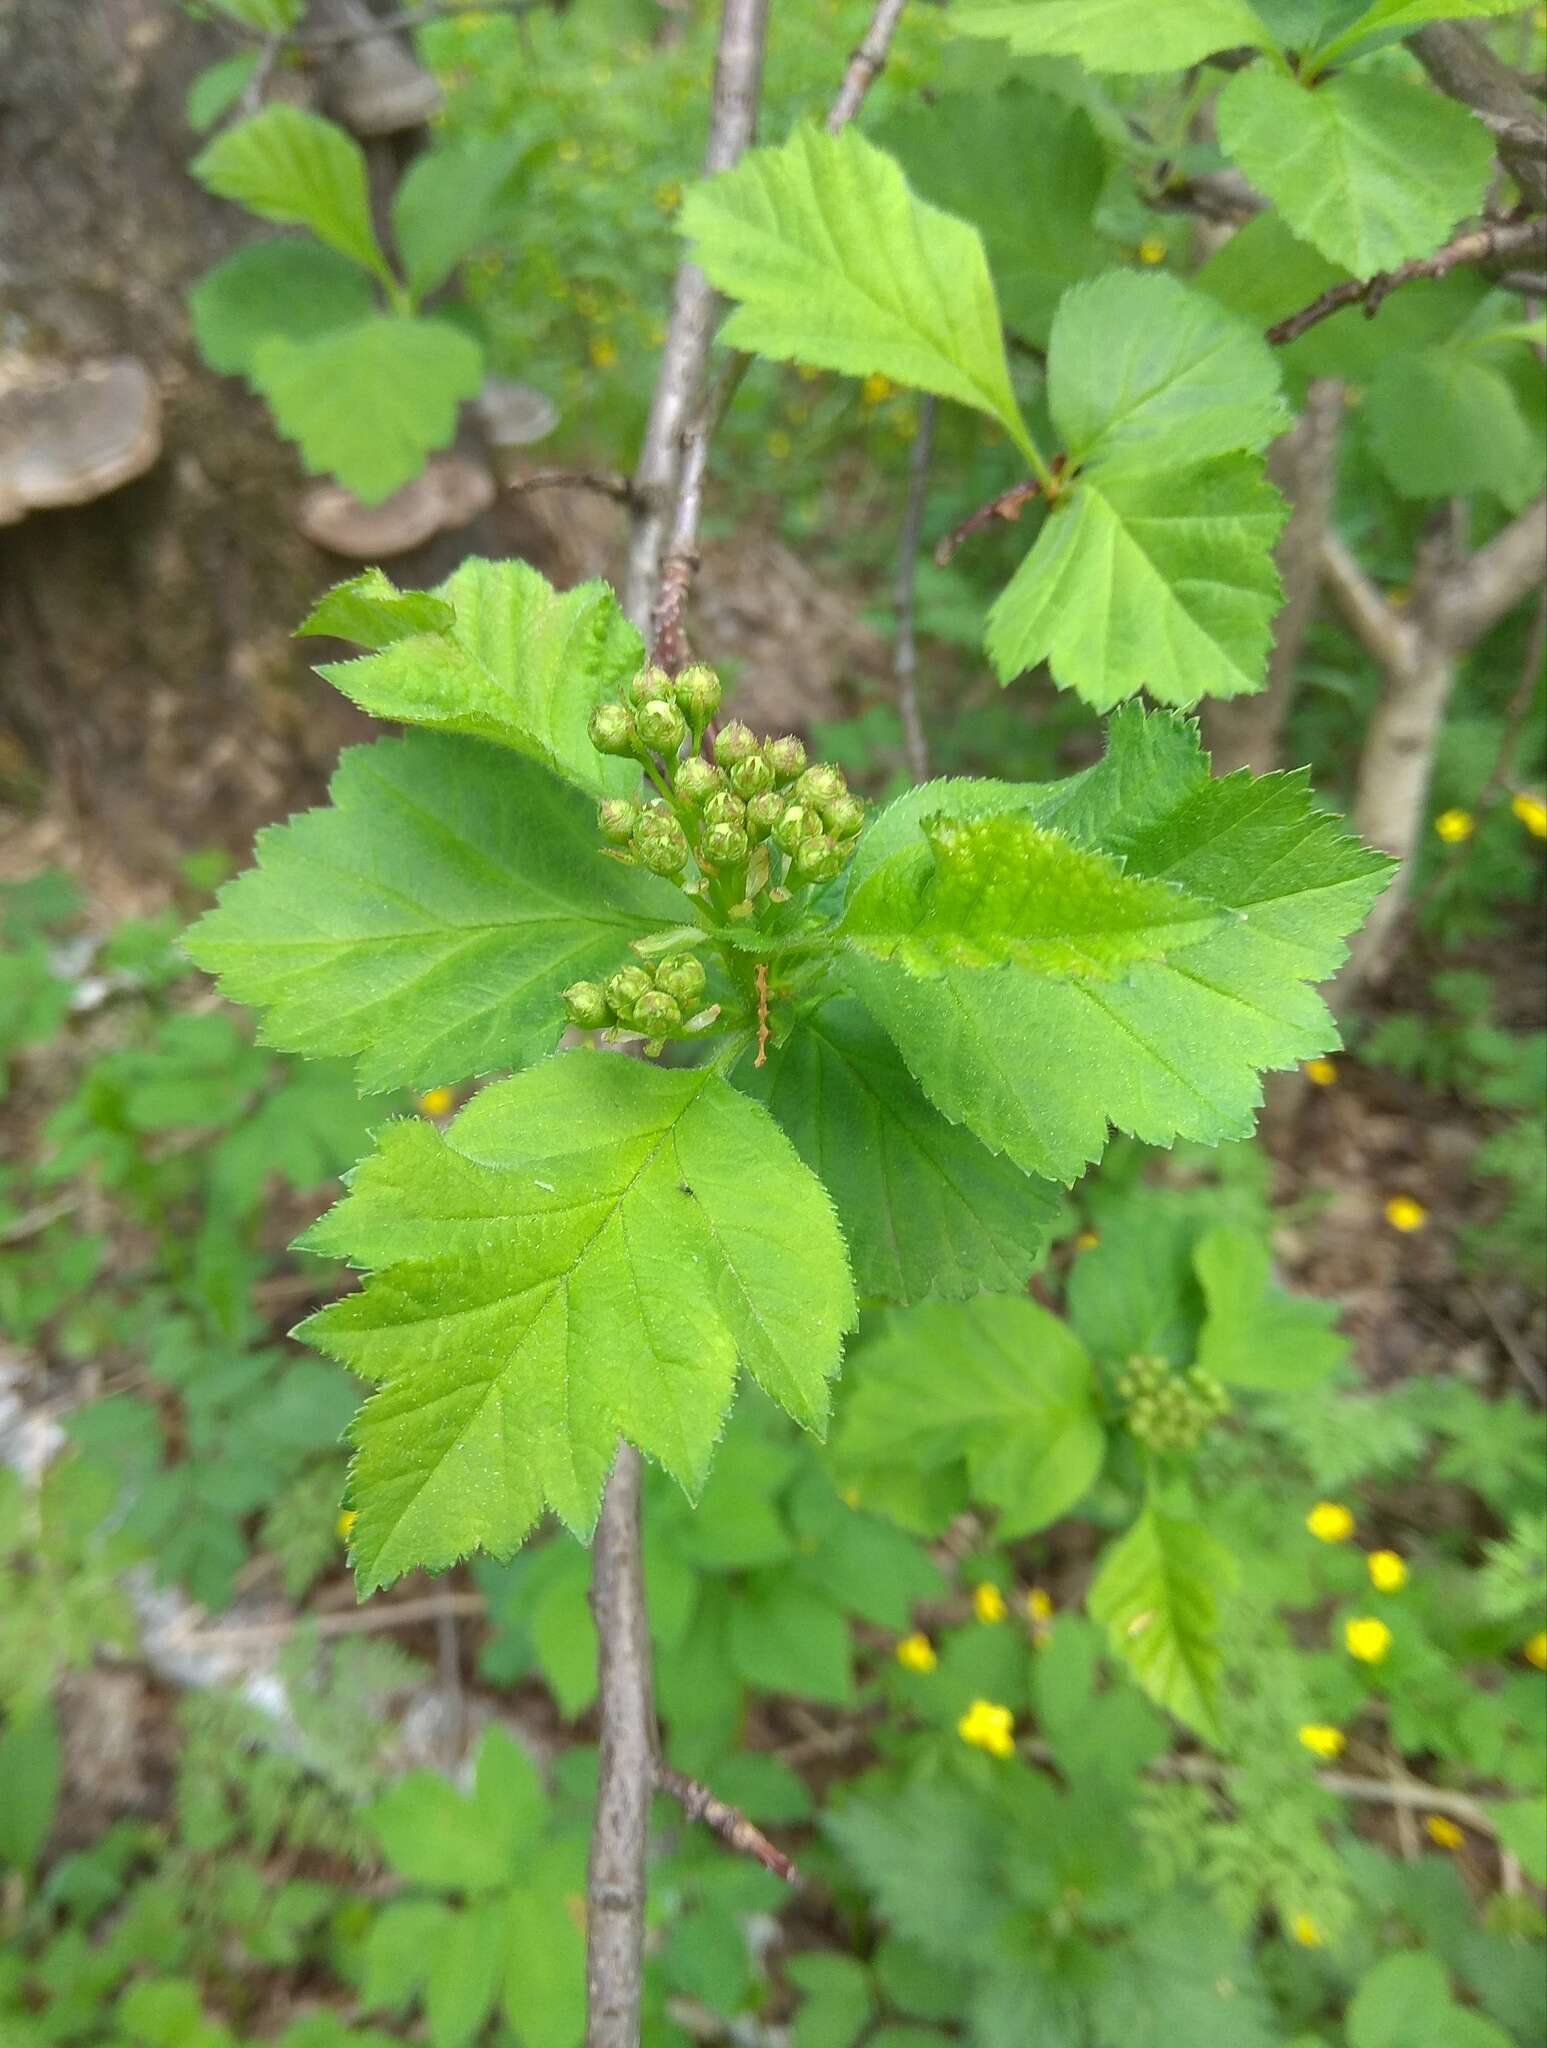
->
302;1053;855;1588
184;736;682;1093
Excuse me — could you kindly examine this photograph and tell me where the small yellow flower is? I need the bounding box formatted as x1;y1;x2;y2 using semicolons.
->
840;1487;861;1509
1298;1723;1346;1761
653;179;682;212
765;430;792;460
1346;1616;1393;1664
415;1086;455;1118
336;1508;356;1542
1137;235;1167;265
1368;1550;1407;1593
973;1582;1008;1624
1434;808;1474;844
1425;1815;1464;1851
1075;1229;1099;1251
1524;1630;1547;1670
589;336;619;369
860;372;893;406
1384;1195;1427;1233
1303;1056;1338;1086
1290;1912;1324;1948
957;1698;1016;1758
1027;1587;1055;1625
1511;792;1547;839
895;1632;938;1674
1307;1501;1355;1543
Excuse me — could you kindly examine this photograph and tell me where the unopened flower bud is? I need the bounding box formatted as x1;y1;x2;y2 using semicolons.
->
633;812;690;876
712;719;759;769
701;789;746;831
744;789;785;842
597;797;640;845
589;703;638;757
765;735;806;784
605;966;654;1016
673;757;723;808
626;663;673;709
794;763;846;808
656;955;706;1008
672;663;721;725
773;803;821;855
562;980;610;1029
702;821;749;866
636;698;688;754
634;988;683;1033
730;752;775;798
823;792;865;839
792;833;844;883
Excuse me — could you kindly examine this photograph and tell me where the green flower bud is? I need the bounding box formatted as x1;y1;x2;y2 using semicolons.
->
673;663;721;725
744;789;785;842
605;965;654;1016
765;734;806;784
712;719;759;769
597;797;641;845
589;703;640;757
626;662;673;710
730;752;775;798
562;980;611;1029
701;789;746;831
636;698;688;754
793;763;846;808
633;812;690;876
702;821;749;866
656;954;706;1008
792;833;843;884
634;988;683;1033
823;792;865;839
771;803;818;854
673;757;723;808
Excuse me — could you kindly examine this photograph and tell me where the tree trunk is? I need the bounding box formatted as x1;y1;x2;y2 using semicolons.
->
1348;642;1458;977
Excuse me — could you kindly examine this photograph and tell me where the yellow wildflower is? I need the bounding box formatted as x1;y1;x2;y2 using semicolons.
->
840;1487;860;1509
765;430;793;460
1075;1229;1099;1251
1511;793;1547;839
653;179;682;212
1137;236;1167;265
860;372;893;406
1303;1056;1338;1086
1346;1615;1393;1664
1290;1912;1324;1948
1307;1501;1355;1543
957;1698;1016;1758
1027;1587;1055;1625
415;1086;455;1118
1434;808;1474;844
1384;1194;1427;1233
589;336;619;369
973;1582;1008;1624
1368;1550;1407;1593
1524;1630;1547;1670
336;1508;356;1542
1298;1723;1346;1761
895;1632;938;1674
1425;1815;1464;1851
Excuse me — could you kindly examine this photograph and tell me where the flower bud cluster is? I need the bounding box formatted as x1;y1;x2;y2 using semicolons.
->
563;952;713;1044
1116;1354;1230;1455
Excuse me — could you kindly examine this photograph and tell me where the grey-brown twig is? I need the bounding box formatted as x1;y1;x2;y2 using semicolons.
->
826;0;908;132
656;1765;798;1884
892;395;935;782
1266;216;1547;347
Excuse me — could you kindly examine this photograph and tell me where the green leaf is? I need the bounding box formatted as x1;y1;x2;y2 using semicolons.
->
735;996;1056;1306
189;240;376;378
1313;0;1520;67
950;0;1270;69
303;1052;855;1587
1216;69;1494;275
185;53;260;134
365;1725;543;1895
1347;1953;1511;2048
1088;1507;1234;1741
298;567;456;647
824;1780;1010;1958
360;1900;447;2010
184;735;684;1094
680;123;1032;455
1049;272;1287;478
842;809;1228;975
204;0;304;26
0;1705;59;1874
1193;1224;1346;1389
840;1296;1105;1536
787;1952;874;2048
426;1900;505;2048
251;315;483;503
310;559;644;798
392;137;520;299
191;105;389;281
841;707;1391;1180
1366;344;1546;511
730;1575;855;1703
1483;1797;1547;1886
874;84;1115;347
988;457;1286;705
501;1884;587;2048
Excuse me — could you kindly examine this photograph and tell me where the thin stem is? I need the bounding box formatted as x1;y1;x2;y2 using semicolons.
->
892;395;935;782
825;0;908;132
1267;218;1547;348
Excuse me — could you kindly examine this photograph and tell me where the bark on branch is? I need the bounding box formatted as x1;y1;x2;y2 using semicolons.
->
1412;23;1547;210
1265;217;1547;348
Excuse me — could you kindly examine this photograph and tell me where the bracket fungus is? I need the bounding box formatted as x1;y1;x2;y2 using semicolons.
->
477;379;560;450
319;0;442;136
296;453;494;557
0;357;162;526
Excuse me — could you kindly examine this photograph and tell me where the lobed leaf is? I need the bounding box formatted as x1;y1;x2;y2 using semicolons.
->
184;734;684;1094
1193;1224;1347;1390
191;104;388;281
189;240;376;379
1088;1507;1234;1740
949;0;1271;71
302;1052;855;1588
391;137;521;300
